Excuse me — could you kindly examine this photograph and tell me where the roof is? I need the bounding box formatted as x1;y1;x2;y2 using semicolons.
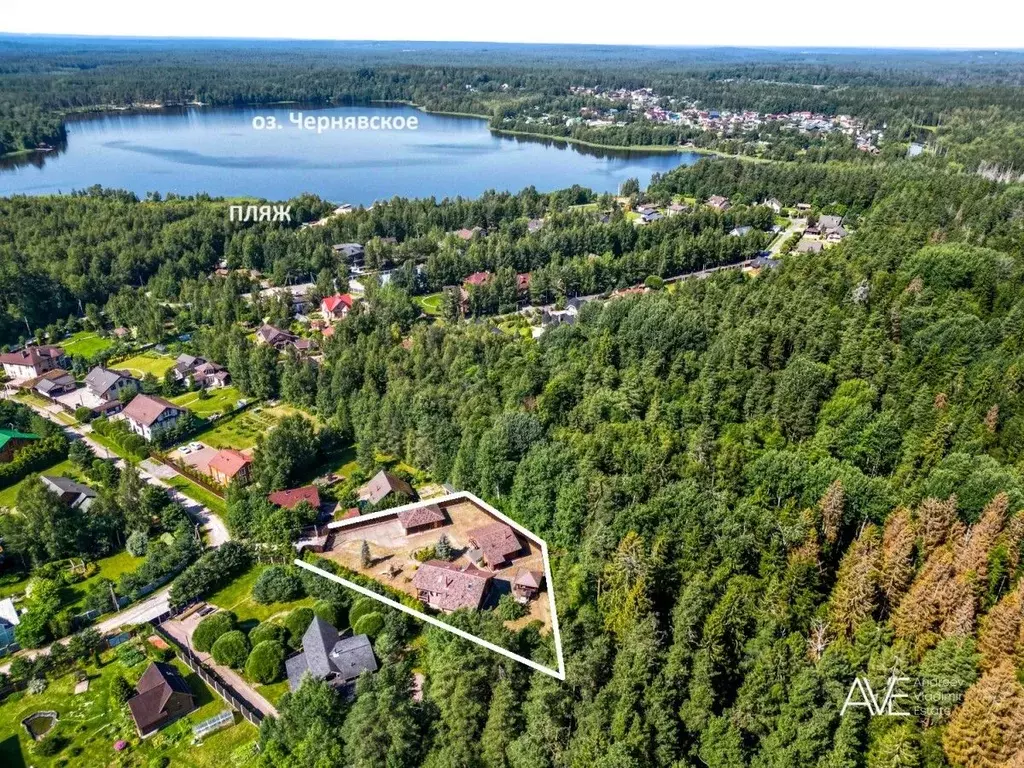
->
463;271;491;287
287;617;378;690
303;615;340;678
128;662;194;732
397;503;446;531
332;243;364;257
0;345;64;367
818;214;844;230
41;475;97;505
0;428;39;450
514;569;544;589
359;470;415;505
0;597;19;628
411;560;491;611
467;521;522;565
256;324;297;345
329;634;378;680
123;394;181;427
268;485;321;510
321;294;353;313
207;449;251;479
86;366;132;395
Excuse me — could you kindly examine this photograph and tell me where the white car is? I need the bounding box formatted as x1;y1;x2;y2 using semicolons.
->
180;445;194;456
188;442;203;452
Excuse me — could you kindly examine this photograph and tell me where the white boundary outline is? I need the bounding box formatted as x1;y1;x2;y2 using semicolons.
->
294;490;565;680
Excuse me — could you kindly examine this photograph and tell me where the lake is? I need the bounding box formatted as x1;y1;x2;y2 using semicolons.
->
0;105;700;203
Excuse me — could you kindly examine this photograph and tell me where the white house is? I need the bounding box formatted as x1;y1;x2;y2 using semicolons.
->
122;394;186;441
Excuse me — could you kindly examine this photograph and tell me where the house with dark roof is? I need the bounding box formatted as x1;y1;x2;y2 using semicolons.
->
255;324;300;350
0;429;38;463
29;369;76;399
0;345;65;380
357;470;416;506
0;597;20;648
729;225;753;237
122;394;186;441
86;366;139;401
41;475;97;510
412;560;491;612
284;616;377;692
332;243;365;262
397;503;448;534
467;521;523;569
127;662;196;737
818;214;844;231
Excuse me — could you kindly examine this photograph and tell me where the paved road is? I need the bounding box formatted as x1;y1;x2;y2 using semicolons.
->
769;217;807;255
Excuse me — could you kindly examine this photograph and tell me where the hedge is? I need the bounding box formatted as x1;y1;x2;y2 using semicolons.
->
193;611;237;653
0;434;69;488
246;640;286;684
248;621;287;647
211;630;249;669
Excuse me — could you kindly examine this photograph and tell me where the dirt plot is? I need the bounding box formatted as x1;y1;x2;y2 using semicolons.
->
324;499;551;632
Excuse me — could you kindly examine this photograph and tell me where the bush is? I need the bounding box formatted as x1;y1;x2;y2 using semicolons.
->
211;630;250;669
27;677;47;694
413;546;437;562
110;673;134;704
126;530;149;557
193;610;237;653
251;566;305;604
312;600;342;628
169;541;250;609
283;607;314;649
35;734;66;756
248;621;287;647
352;612;384;638
348;597;377;628
497;593;528;621
245;640;286;684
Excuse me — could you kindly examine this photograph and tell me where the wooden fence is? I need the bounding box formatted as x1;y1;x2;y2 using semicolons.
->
152;624;265;727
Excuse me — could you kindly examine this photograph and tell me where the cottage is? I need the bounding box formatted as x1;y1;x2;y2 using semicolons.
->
463;271;492;288
397;503;448;534
268;485;321;511
516;273;531;295
41;476;97;510
357;470;416;506
467;521;523;569
284;616;377;692
667;202;689;215
207;449;252;486
763;198;783;214
411;560;491;612
321;294;353;321
332;243;365;262
30;369;76;399
729;225;753;237
0;345;65;380
191;361;231;389
526;218;545;233
706;195;731;212
122;394;186;441
0;429;38;463
86;366;139;401
453;227;485;241
512;569;546;603
796;239;825;254
127;662;196;737
255;324;300;350
818;214;844;231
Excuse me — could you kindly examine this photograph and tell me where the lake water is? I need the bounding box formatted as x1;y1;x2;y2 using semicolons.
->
0;105;700;203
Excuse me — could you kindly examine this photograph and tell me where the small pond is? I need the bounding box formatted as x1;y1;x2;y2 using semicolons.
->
22;710;58;740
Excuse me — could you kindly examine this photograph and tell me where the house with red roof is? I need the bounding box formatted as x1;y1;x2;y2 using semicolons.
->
206;448;252;486
397;503;448;534
463;271;492;287
320;294;353;321
0;345;65;380
467;521;524;569
411;560;491;612
268;485;322;511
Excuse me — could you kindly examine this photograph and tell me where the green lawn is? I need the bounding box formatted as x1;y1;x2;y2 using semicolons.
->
0;648;257;768
170;386;244;419
59;550;146;615
317;443;358;479
163;474;227;518
206;565;314;626
414;292;444;316
0;459;82;510
116;352;175;378
60;331;114;359
192;403;314;450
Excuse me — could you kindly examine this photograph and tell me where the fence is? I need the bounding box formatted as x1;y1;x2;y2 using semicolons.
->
152;625;265;727
149;451;226;499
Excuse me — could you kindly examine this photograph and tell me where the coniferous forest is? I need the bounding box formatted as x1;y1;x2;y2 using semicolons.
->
2;39;1024;768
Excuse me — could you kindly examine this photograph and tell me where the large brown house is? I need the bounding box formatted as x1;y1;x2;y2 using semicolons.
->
412;560;491;612
467;521;523;569
127;662;196;737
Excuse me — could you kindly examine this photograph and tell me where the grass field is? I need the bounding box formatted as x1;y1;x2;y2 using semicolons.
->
60;331;114;359
163;474;227;518
0;648;256;768
116;352;175;378
414;292;444;316
206;565;314;626
0;459;83;510
59;550;146;615
193;403;315;450
170;386;244;419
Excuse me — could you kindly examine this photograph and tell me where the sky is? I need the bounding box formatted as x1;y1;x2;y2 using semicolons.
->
2;0;1021;50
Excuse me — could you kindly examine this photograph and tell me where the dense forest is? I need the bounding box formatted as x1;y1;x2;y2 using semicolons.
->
2;38;1024;168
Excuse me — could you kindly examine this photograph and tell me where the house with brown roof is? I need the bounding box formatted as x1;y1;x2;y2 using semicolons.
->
467;521;523;569
28;369;76;399
255;324;299;350
706;195;732;212
122;394;186;441
397;503;448;534
412;560;491;612
0;345;65;380
207;448;252;486
512;569;545;603
268;485;321;511
357;470;416;506
127;662;196;737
